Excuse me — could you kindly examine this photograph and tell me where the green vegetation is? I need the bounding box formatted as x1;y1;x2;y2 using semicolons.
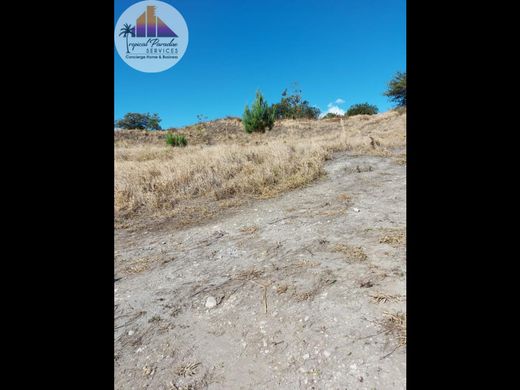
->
166;133;188;147
384;71;406;107
271;87;320;120
242;90;275;133
346;103;379;116
115;113;162;130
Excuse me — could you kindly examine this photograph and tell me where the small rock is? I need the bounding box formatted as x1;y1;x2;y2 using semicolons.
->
323;351;331;357
205;296;217;308
128;330;135;336
303;353;310;360
304;316;309;322
162;241;166;245
353;208;360;212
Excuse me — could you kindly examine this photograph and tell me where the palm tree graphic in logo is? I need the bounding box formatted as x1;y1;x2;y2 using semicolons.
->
119;23;135;54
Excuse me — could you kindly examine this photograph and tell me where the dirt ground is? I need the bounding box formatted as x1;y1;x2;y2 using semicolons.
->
115;150;406;389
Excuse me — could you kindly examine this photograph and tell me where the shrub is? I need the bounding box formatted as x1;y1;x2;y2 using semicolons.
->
242;90;275;133
322;112;342;119
272;88;320;120
384;71;406;107
115;112;162;130
166;133;187;147
346;103;379;116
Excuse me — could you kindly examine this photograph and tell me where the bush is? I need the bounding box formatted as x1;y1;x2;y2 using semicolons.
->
346;103;379;116
271;88;320;120
115;113;162;130
242;91;275;133
166;133;187;147
384;72;406;107
322;112;342;119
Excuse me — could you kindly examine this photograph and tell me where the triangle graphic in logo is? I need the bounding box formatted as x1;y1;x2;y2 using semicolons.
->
157;17;178;37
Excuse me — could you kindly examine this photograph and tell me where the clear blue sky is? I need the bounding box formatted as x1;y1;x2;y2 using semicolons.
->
114;0;406;128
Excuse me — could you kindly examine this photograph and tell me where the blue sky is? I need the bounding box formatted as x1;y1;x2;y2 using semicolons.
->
114;0;406;128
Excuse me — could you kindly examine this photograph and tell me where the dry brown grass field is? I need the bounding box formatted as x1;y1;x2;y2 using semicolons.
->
115;110;407;389
115;110;405;230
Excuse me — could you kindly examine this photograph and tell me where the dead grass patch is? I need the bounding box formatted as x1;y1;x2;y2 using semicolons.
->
239;225;258;234
294;270;337;301
381;311;406;348
370;292;401;304
121;256;159;275
337;193;352;202
234;267;263;281
175;362;201;377
379;230;406;247
393;154;406;165
333;244;368;261
276;284;289;294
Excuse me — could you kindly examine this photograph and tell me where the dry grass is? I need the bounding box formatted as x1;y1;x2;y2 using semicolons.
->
294;270;337;301
370;292;401;304
382;311;406;347
379;229;406;247
239;225;258;234
115;111;405;230
337;193;352;202
121;255;158;275
175;362;201;377
393;154;406;165
234;267;263;281
276;284;289;294
333;244;368;261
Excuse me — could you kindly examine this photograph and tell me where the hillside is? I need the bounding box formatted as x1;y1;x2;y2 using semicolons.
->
115;111;406;389
115;111;406;231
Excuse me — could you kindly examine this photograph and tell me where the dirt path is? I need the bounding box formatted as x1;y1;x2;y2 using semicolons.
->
115;151;406;389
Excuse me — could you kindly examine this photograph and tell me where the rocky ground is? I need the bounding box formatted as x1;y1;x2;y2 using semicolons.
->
115;150;406;389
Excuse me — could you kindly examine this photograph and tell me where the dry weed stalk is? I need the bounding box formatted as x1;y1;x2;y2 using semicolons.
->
175;362;201;377
370;292;401;304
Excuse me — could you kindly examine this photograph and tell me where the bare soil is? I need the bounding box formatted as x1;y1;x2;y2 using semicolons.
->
115;150;406;389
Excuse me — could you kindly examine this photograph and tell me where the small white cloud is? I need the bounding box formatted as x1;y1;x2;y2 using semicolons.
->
319;105;345;118
335;98;346;105
327;102;333;108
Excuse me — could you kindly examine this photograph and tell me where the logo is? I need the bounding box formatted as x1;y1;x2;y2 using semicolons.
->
115;1;189;73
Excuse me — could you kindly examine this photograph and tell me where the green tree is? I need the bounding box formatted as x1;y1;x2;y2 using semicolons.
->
346;103;379;116
147;113;161;130
119;23;134;54
272;87;320;120
114;113;162;130
384;71;406;107
242;91;275;133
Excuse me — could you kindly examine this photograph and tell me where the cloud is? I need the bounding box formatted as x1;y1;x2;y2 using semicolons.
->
319;105;345;118
320;98;346;117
